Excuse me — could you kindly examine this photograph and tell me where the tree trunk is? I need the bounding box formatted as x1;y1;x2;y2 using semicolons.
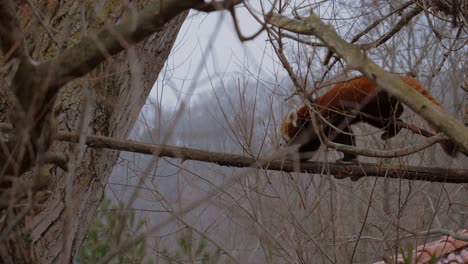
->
0;1;188;262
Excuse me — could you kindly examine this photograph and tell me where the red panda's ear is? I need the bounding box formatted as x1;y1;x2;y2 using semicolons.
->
286;110;298;127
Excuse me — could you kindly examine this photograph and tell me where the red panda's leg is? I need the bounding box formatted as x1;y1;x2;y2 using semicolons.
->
380;102;405;140
363;101;405;140
333;127;357;162
296;135;322;161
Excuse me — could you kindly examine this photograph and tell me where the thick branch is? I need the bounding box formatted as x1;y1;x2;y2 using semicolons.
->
267;12;468;154
40;0;204;89
55;131;468;183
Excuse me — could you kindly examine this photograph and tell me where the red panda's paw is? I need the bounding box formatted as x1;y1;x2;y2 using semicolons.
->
380;132;392;140
380;128;401;141
335;158;358;164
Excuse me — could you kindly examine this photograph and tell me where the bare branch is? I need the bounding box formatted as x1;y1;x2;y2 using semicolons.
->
229;3;266;41
193;0;242;12
325;3;422;67
50;131;468;183
323;1;415;66
363;5;424;50
277;31;326;47
0;122;468;183
351;1;415;44
40;0;204;89
412;228;468;242
267;29;305;92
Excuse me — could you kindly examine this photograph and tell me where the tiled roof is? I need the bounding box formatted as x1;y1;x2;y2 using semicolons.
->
374;230;468;264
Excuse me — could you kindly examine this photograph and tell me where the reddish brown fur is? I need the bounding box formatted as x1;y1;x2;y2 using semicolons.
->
281;76;457;161
316;76;442;109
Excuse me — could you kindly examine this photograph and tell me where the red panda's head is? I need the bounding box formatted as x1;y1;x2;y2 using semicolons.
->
280;106;323;161
280;109;300;144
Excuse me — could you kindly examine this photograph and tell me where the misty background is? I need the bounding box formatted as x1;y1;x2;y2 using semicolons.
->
101;3;467;263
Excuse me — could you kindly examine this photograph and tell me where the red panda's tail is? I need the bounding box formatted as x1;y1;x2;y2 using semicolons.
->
399;77;463;157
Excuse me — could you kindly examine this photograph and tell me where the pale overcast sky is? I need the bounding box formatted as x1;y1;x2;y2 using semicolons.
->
150;6;279;109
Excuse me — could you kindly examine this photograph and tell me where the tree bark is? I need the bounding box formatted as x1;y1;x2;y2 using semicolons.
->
0;1;188;262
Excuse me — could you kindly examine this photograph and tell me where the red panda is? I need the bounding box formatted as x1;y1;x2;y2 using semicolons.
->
280;76;458;162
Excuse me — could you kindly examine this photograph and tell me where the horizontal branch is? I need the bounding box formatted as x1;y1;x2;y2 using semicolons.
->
267;12;468;154
55;131;468;183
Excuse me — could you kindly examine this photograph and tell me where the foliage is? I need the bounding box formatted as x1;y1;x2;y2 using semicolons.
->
400;243;413;264
161;228;225;264
77;197;149;263
400;243;437;264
